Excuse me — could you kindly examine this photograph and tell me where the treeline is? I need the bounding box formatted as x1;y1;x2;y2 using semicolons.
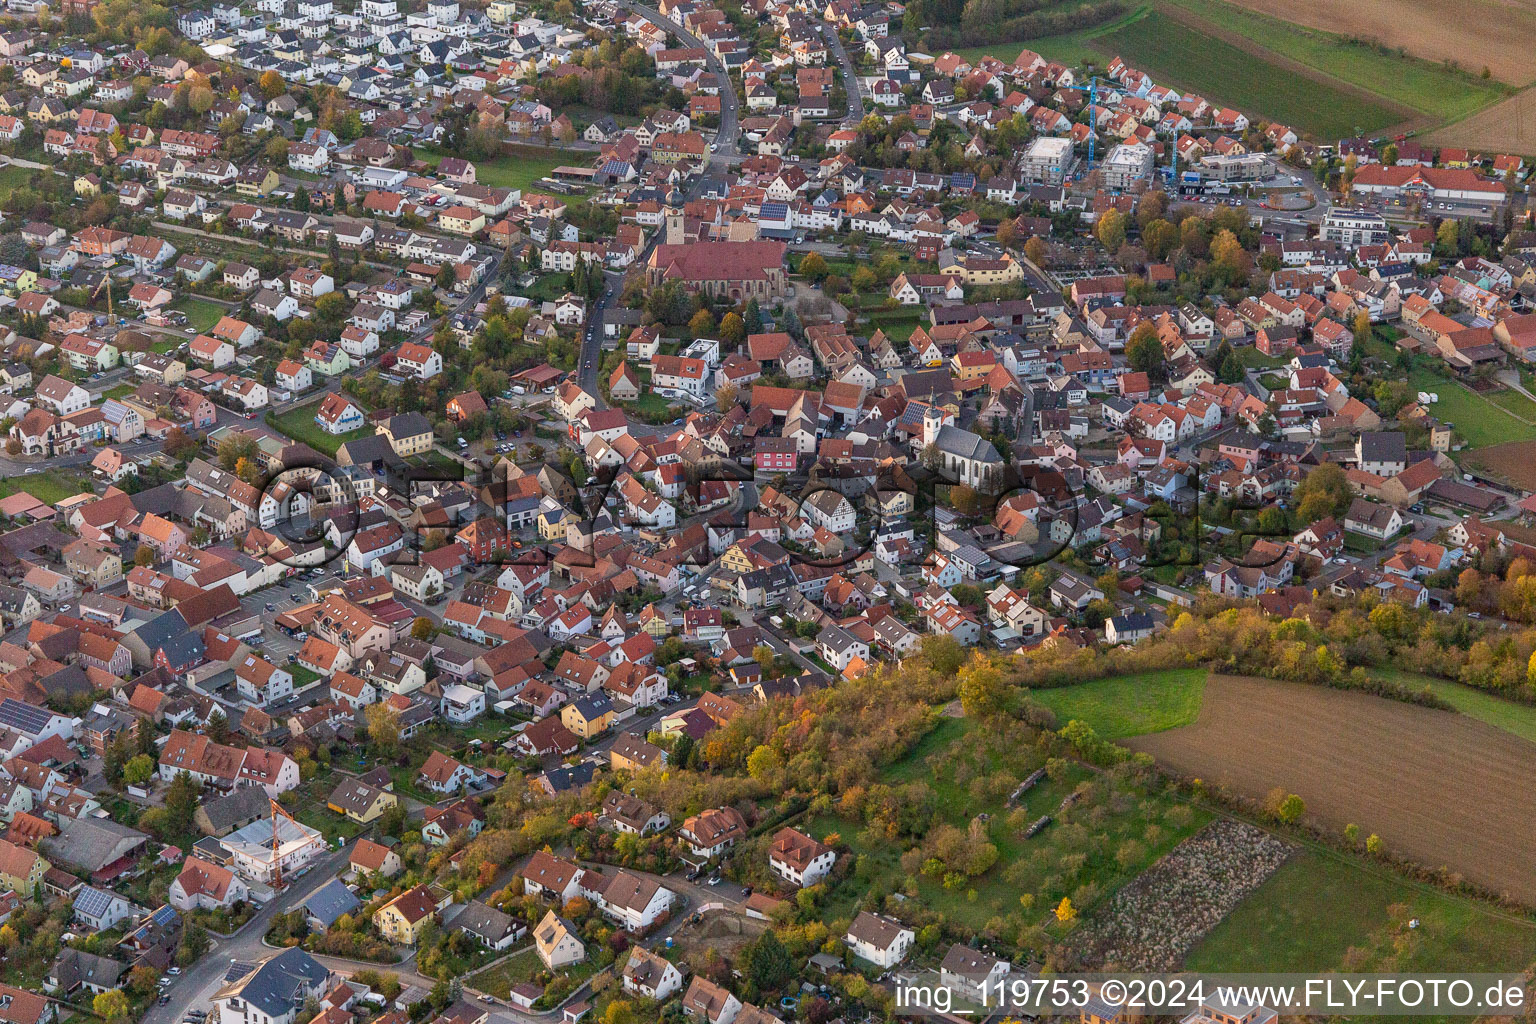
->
924;0;1126;50
1007;590;1536;707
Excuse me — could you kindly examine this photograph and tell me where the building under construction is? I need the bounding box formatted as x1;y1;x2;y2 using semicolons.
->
224;810;326;886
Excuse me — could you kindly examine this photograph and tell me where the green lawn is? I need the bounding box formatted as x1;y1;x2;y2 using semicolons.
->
1091;9;1401;138
623;392;682;419
1161;0;1507;125
1026;669;1208;739
1231;345;1289;370
1375;669;1536;745
269;401;374;457
1486;387;1536;421
101;383;136;400
416;145;576;193
469;948;542;999
290;797;363;846
173;297;228;333
945;2;1152;67
0;469;95;506
0;163;35;203
291;664;321;687
1407;369;1536;448
1188;848;1536;973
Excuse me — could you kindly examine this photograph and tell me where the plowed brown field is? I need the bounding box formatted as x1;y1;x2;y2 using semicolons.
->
1225;0;1536;85
1126;675;1536;904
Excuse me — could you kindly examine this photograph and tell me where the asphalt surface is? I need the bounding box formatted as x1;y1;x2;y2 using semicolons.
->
619;0;741;167
143;839;363;1024
821;24;865;121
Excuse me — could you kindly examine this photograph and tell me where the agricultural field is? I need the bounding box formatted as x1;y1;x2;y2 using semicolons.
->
1188;848;1536;972
1406;369;1536;449
1463;439;1536;490
1217;0;1536;86
1375;669;1536;746
946;3;1152;69
1127;675;1536;903
1026;668;1207;739
1427;89;1536;154
1088;10;1401;138
1160;0;1508;125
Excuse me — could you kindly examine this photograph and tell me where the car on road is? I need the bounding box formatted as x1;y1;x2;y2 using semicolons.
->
265;603;275;611
184;327;196;334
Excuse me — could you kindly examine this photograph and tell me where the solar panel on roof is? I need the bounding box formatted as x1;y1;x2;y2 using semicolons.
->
0;697;56;732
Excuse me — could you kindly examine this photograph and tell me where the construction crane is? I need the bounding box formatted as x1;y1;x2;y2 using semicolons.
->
1046;74;1100;172
267;797;306;888
91;273;113;320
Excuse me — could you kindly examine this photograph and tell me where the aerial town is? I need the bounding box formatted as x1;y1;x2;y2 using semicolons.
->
0;0;1529;1021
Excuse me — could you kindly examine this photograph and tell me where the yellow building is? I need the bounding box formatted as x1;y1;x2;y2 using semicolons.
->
374;884;440;945
376;412;434;457
237;167;280;196
0;838;47;895
560;695;614;740
326;779;399;824
438;205;486;235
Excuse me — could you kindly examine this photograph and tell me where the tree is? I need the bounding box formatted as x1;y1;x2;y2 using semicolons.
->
365;702;402;756
1023;235;1047;267
1142;218;1178;261
1343;822;1361;846
410;616;435;641
687;308;715;337
744;929;794;991
1436;217;1459;255
1095;208;1125;252
1054;896;1077;923
179;921;210;966
956;651;1006;719
1211;228;1244;272
798;251;829;282
752;644;776;669
1352;310;1372;347
133;544;156;567
746;744;783;784
718;311;746;345
1277;793;1305;824
1125;321;1165;378
715;383;739;413
94;990;131;1022
1365;833;1384;856
128;966;160;997
123;754;155;787
743;299;763;334
260;70;286;99
165;771;200;835
1293;462;1351;522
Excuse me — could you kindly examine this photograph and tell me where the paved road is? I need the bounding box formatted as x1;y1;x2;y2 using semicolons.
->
143;839;363;1024
821;24;864;121
620;0;740;164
